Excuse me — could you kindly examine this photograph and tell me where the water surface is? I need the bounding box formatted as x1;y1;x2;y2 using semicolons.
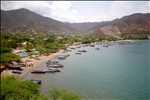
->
22;40;150;100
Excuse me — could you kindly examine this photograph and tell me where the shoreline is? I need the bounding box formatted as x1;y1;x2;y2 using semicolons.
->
1;50;65;79
0;39;137;78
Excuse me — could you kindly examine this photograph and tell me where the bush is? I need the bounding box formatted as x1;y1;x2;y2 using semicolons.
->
1;76;47;100
1;53;21;63
49;87;81;100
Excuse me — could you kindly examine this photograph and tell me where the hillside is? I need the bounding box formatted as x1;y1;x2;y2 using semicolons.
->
1;8;76;34
1;8;150;36
87;13;150;36
65;22;100;33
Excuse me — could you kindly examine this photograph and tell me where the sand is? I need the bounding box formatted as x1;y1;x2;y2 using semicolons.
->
1;50;65;78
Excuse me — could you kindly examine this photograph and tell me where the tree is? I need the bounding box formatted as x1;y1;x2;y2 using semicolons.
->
1;76;81;100
1;75;48;100
45;34;57;43
49;88;81;100
1;53;21;63
1;47;12;54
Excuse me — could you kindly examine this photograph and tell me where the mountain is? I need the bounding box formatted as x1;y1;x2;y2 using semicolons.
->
87;13;150;36
1;8;150;36
1;8;76;34
65;22;100;33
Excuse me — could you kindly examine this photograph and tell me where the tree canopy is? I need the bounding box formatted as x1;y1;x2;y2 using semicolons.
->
1;76;82;100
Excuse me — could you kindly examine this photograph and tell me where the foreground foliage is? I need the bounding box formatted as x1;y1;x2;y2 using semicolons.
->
49;88;81;100
1;76;81;100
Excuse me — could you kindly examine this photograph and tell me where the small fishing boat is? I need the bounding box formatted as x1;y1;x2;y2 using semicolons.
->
12;70;22;74
75;52;81;54
103;44;108;47
58;56;66;60
78;50;87;52
49;60;59;63
5;63;21;70
95;48;100;50
89;44;95;47
31;79;42;84
31;68;45;73
61;54;70;57
66;49;72;51
49;68;60;72
70;47;75;49
44;70;55;73
47;64;64;67
46;60;59;64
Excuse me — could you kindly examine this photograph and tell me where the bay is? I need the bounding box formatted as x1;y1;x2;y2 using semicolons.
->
22;40;150;100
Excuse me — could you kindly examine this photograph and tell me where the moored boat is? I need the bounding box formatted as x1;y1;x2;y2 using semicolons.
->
75;52;81;54
95;48;100;50
47;64;64;67
44;70;55;73
58;56;66;60
5;63;21;70
31;79;42;84
66;49;72;51
103;44;108;47
46;60;59;64
31;68;45;73
49;60;59;63
78;50;87;52
61;54;70;57
12;70;22;74
89;44;95;47
49;68;60;72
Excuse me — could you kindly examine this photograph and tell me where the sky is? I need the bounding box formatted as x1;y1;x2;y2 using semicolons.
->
1;1;150;23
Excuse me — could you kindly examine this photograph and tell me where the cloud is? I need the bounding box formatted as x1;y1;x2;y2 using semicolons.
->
109;1;133;19
139;2;150;13
1;1;149;23
46;1;79;22
1;1;51;15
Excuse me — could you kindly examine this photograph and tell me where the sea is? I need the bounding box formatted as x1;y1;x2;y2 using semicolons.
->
22;40;150;100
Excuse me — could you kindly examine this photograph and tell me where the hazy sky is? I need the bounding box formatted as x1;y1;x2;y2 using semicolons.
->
1;1;150;23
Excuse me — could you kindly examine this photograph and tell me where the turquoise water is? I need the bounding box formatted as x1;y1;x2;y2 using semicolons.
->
22;40;150;100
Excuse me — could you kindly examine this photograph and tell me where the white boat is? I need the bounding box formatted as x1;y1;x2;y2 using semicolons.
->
47;64;64;67
58;56;66;60
61;54;70;57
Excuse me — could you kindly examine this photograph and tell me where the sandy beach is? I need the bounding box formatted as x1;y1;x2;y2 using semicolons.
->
1;50;65;78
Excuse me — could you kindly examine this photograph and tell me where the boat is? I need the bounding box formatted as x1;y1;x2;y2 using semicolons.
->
5;63;21;69
47;64;64;67
12;70;22;74
58;56;66;60
61;54;70;57
44;70;55;73
46;60;59;64
49;60;59;63
103;44;108;47
49;68;60;72
31;79;42;84
70;47;75;49
31;68;45;73
78;50;87;52
148;35;150;40
89;44;95;47
66;49;72;51
75;52;81;54
95;48;100;50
